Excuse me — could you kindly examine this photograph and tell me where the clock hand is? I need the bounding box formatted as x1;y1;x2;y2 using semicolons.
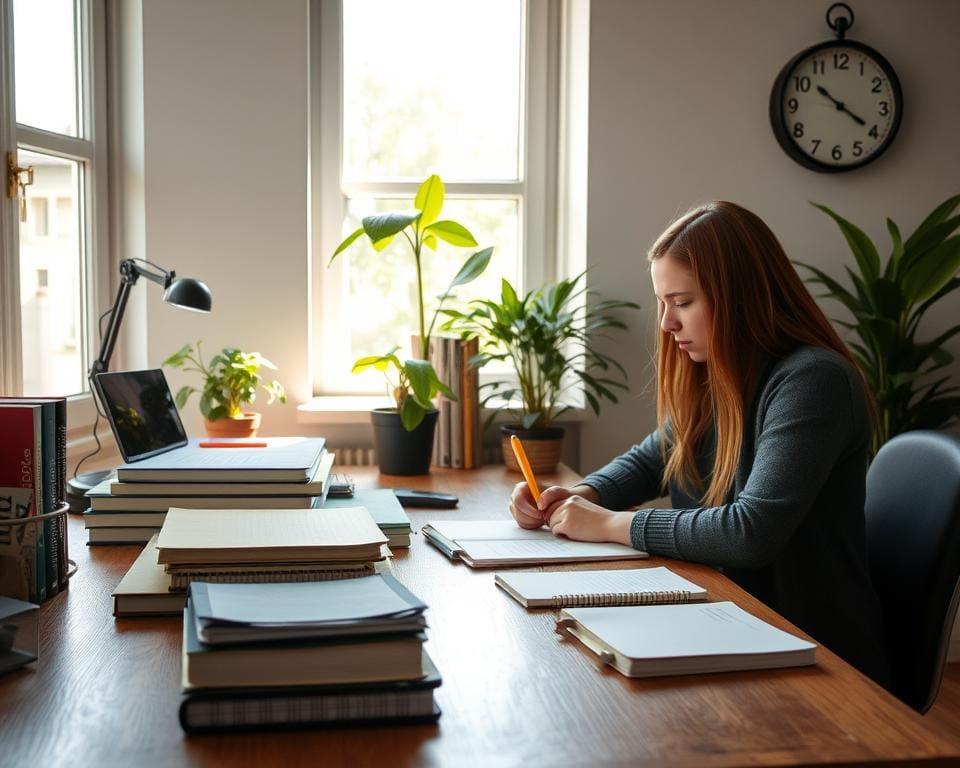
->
816;85;867;126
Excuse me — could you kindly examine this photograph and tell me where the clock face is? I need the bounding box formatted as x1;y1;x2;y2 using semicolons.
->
771;41;902;172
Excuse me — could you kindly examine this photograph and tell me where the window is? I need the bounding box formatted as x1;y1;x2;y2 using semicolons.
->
310;0;588;396
0;0;109;403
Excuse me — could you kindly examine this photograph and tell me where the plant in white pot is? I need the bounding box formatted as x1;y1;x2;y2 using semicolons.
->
329;174;492;474
163;342;286;437
443;273;640;473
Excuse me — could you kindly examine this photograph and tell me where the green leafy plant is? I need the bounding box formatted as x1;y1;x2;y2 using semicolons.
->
163;342;287;421
329;174;492;430
442;273;640;430
797;195;960;454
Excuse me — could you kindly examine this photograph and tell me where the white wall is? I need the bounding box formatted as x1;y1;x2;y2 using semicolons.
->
582;0;960;468
137;0;310;437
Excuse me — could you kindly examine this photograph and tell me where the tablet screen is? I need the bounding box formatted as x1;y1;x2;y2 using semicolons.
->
94;369;188;462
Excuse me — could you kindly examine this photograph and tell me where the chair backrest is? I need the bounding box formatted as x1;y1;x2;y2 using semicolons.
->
864;430;960;713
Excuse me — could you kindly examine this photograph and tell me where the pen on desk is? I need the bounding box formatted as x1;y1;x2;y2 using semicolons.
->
510;434;542;503
198;441;268;448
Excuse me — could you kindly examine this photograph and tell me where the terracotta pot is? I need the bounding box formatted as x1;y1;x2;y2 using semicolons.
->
500;424;565;474
203;411;261;438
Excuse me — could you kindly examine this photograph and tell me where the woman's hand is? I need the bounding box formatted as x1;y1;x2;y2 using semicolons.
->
509;482;601;530
546;494;634;546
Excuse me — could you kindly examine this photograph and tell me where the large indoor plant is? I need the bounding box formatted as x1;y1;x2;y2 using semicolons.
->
797;195;960;454
443;273;640;473
329;174;492;474
163;342;286;438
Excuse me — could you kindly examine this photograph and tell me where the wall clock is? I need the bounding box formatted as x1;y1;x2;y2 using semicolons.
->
769;3;902;173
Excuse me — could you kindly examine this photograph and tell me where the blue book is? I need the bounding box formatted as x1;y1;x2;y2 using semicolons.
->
322;488;411;540
189;574;427;645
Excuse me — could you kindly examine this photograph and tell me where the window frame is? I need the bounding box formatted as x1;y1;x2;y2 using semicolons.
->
0;0;111;448
309;0;575;397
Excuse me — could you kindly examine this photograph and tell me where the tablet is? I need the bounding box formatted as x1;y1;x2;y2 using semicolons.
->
93;369;189;462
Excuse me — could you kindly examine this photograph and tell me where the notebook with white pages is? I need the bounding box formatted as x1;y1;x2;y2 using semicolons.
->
557;601;816;678
421;520;645;568
495;567;708;608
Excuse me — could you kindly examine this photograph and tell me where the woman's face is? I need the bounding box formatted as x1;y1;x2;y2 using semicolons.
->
651;255;711;363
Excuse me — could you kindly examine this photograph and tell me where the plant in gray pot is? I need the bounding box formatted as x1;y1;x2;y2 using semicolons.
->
329;175;492;475
443;273;640;473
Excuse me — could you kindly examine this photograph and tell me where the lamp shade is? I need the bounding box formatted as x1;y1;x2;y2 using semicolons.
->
164;278;212;312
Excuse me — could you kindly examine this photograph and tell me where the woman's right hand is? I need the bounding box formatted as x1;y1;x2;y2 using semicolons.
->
509;483;598;529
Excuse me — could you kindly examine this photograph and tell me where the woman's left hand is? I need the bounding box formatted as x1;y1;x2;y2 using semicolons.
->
545;495;634;546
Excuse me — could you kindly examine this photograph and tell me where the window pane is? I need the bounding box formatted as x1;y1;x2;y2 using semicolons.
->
14;0;79;136
341;197;519;391
342;0;523;181
19;150;85;396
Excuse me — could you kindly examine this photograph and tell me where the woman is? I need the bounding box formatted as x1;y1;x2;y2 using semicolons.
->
510;201;890;685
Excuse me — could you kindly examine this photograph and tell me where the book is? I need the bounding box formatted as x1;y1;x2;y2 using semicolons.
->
322;489;412;548
116;436;326;482
422;520;646;568
111;536;381;616
112;536;186;616
189;575;427;645
156;506;388;565
0;404;46;601
0;595;39;675
178;650;442;734
1;397;67;596
557;601;817;678
168;562;377;591
461;336;480;468
182;604;426;689
495;567;709;608
84;510;170;528
108;451;334;496
87;483;323;511
88;526;162;545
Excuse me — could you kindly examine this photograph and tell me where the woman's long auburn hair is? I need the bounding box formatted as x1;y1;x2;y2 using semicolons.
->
649;201;873;506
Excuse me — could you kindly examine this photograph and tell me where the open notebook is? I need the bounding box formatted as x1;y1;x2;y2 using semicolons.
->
422;520;646;568
495;567;708;608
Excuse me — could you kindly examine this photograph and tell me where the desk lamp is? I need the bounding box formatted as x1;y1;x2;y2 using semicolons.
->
66;258;212;511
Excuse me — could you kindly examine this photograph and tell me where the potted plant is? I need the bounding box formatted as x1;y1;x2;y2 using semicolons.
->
797;195;960;455
443;272;640;473
329;174;492;474
162;342;287;438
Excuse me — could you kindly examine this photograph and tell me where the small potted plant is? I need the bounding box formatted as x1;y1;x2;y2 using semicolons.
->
329;174;492;475
163;342;286;438
443;273;640;473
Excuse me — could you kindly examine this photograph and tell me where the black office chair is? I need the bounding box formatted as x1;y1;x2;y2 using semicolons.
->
864;430;960;713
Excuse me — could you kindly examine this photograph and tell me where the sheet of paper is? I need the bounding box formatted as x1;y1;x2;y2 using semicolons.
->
464;537;639;561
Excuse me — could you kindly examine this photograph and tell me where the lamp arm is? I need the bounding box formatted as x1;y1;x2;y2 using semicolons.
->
89;258;173;378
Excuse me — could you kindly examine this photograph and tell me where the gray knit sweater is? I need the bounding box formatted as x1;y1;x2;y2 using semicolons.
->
581;346;890;685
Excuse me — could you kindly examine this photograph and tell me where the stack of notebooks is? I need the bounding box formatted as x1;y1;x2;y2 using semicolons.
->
179;575;441;733
83;437;331;544
112;505;390;617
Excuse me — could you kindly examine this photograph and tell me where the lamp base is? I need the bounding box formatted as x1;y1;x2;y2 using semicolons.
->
67;470;113;513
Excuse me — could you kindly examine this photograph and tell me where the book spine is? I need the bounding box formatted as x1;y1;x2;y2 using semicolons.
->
38;402;59;597
461;337;480;468
53;398;68;590
550;590;693;608
439;338;451;467
450;339;463;469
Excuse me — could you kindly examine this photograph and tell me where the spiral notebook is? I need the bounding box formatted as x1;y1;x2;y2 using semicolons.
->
494;567;708;608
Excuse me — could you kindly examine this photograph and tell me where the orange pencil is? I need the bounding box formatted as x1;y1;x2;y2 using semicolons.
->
198;441;268;448
510;434;541;502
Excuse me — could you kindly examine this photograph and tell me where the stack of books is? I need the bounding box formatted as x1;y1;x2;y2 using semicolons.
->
112;505;389;617
179;575;441;732
0;397;69;603
83;436;331;544
430;336;481;469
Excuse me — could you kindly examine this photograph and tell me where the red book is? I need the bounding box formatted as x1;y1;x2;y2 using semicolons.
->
0;404;46;602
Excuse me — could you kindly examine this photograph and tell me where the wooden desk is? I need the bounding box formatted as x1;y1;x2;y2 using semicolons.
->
2;465;958;767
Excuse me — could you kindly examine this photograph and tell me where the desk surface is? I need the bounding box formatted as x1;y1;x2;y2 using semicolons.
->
2;464;958;767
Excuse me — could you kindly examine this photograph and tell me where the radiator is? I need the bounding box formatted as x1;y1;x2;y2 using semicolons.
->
332;444;504;467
